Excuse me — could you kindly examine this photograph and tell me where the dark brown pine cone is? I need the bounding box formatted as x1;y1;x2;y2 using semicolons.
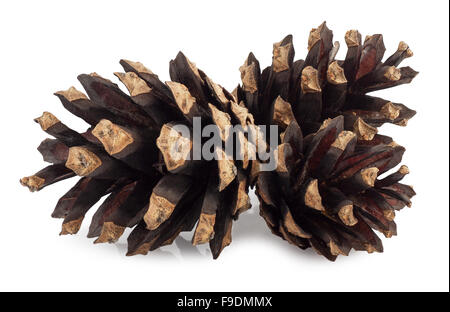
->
20;54;253;259
234;22;417;260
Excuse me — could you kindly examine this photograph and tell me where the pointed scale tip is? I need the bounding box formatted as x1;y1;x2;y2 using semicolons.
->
54;86;88;101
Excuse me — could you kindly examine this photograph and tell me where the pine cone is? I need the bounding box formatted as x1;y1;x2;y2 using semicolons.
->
256;116;415;260
235;23;417;260
20;54;252;259
20;22;417;261
234;22;417;136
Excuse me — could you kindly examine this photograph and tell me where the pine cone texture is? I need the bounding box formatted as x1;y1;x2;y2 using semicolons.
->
20;22;416;260
238;22;417;260
256;116;415;260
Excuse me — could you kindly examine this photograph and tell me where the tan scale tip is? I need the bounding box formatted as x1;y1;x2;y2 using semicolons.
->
383;230;394;238
308;28;321;51
65;146;102;177
89;72;102;78
20;175;45;192
384;210;396;222
399;165;410;175
398;41;413;57
92;119;134;155
331;131;356;151
327;61;347;85
388;141;400;148
365;244;377;254
239;61;258;93
144;193;176;231
364;35;374;43
353;118;378;141
398;41;409;51
304;179;325;211
338;204;358;226
114;72;151;97
307;22;326;50
273;96;295;128
272;39;292;72
192;213;216;245
34;112;60;131
209;103;232;142
345;30;361;47
156;123;192;172
361;167;379;187
121;59;154;75
384;66;402;81
216;147;237;191
318;118;333;132
301;66;321;94
380;102;400;120
94;222;125;244
55;86;88;102
329;240;348;256
60;218;83;235
396;118;409;127
166;81;197;115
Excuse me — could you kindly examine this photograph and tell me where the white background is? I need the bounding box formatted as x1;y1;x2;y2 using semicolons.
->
0;0;448;292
